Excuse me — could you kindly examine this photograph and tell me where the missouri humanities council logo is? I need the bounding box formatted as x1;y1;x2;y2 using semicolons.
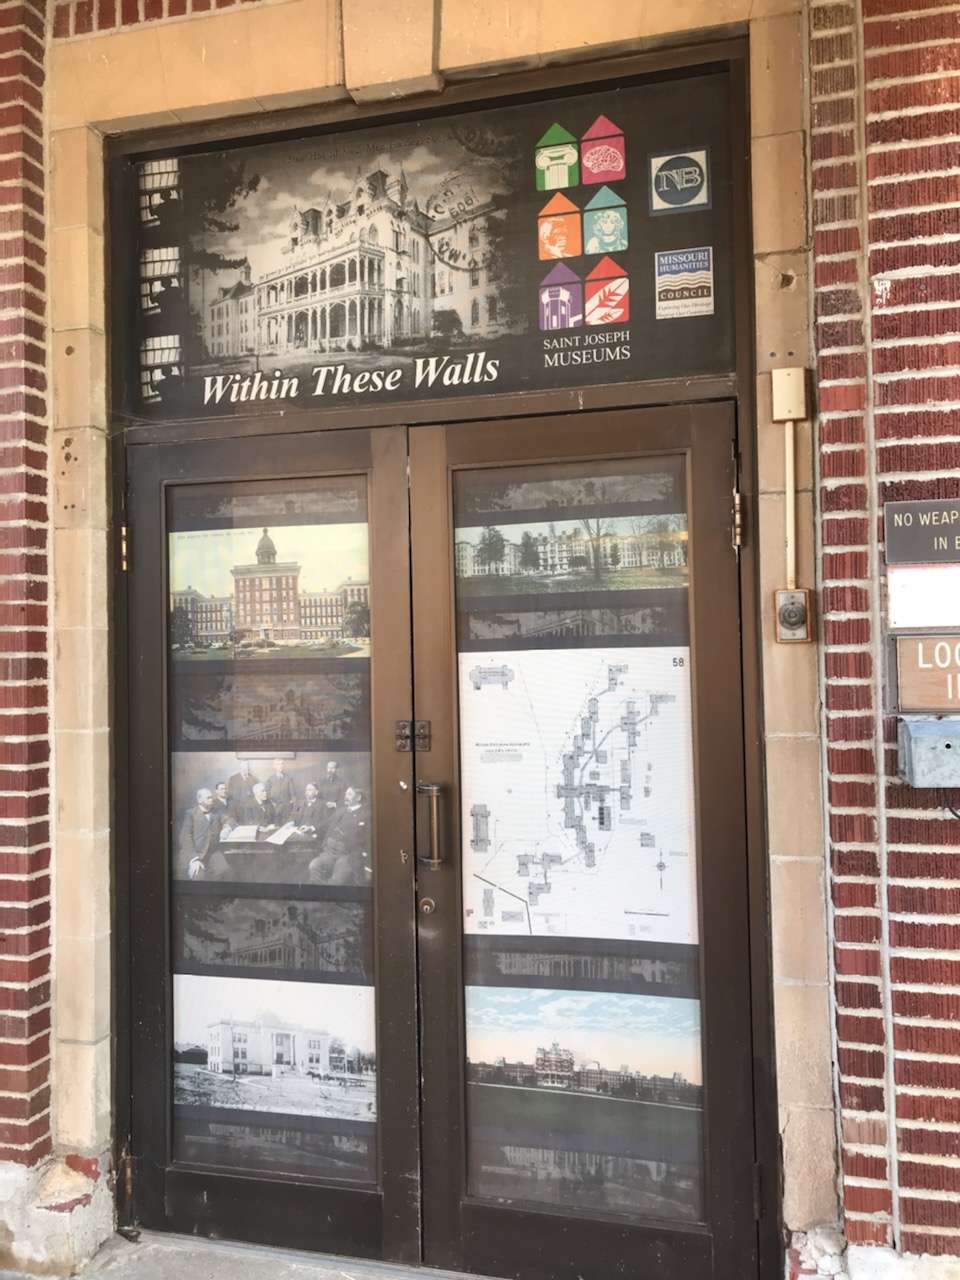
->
655;247;714;320
649;148;710;215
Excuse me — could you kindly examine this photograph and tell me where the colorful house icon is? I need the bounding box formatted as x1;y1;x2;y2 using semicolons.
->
539;263;583;331
538;192;582;261
585;256;629;325
583;186;628;255
581;115;626;185
534;124;579;191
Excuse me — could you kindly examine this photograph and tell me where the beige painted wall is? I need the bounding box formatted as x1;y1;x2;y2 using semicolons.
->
48;0;835;1244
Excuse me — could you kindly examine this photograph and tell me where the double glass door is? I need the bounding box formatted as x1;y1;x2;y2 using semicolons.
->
124;404;758;1280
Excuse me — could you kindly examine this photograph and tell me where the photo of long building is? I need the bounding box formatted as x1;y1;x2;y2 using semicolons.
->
454;517;689;595
467;1039;701;1105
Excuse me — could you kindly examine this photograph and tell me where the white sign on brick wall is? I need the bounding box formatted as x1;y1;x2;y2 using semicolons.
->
888;565;960;629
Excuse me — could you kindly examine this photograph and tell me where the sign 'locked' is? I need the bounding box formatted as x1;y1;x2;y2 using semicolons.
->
898;635;960;711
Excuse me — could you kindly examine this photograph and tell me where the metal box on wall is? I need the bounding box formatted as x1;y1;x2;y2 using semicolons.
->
897;717;960;788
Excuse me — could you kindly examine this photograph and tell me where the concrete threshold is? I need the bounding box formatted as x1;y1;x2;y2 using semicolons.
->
1;1232;493;1280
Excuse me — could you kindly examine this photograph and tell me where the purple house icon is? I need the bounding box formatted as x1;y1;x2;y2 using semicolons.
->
539;262;583;331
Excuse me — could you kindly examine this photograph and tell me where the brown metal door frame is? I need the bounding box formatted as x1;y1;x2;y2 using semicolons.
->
118;400;775;1276
408;402;758;1280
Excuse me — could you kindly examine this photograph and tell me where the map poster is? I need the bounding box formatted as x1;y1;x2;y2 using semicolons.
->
122;72;735;422
458;647;697;945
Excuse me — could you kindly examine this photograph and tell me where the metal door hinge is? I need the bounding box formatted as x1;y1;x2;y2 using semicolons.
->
395;720;431;752
752;1162;763;1220
116;1140;136;1210
120;524;129;572
732;490;744;551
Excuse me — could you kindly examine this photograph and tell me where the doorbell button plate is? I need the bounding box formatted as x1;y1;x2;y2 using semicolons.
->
775;588;813;643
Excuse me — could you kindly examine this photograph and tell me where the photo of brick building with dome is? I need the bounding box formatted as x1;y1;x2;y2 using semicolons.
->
170;523;370;660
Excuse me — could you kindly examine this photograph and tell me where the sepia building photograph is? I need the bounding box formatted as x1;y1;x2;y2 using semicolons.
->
173;975;376;1121
175;896;372;982
180;142;525;399
203;167;506;359
170;524;371;652
454;517;689;595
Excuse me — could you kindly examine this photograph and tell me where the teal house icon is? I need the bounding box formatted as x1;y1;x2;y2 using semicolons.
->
584;186;628;255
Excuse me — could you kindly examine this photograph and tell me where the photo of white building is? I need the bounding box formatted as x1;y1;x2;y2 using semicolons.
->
454;516;689;596
206;1018;351;1077
201;165;513;362
174;975;376;1121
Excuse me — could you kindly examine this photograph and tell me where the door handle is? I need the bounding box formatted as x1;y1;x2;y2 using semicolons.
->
416;781;443;870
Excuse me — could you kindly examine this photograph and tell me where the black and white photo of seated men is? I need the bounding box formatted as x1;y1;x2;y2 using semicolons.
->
173;751;371;888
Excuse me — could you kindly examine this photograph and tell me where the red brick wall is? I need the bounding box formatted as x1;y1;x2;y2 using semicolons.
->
813;0;960;1258
0;0;51;1168
52;0;265;40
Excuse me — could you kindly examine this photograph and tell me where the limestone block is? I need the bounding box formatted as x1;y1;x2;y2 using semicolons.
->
50;228;105;335
50;0;342;133
54;629;110;737
53;527;109;634
757;489;815;602
54;932;111;1045
755;251;813;375
751;131;807;255
54;728;111;835
136;15;251;119
55;831;111;942
54;1038;112;1151
780;1105;839;1231
51;127;104;234
53;426;109;532
344;0;443;102
756;488;820;730
50;26;170;132
440;0;802;76
439;0;540;76
750;12;804;139
766;737;826;858
242;0;343;107
53;329;107;433
762;645;820;736
774;983;834;1108
770;857;829;984
762;630;821;736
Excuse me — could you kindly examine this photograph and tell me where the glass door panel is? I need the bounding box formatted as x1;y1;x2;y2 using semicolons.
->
452;456;703;1223
166;476;377;1182
126;426;419;1261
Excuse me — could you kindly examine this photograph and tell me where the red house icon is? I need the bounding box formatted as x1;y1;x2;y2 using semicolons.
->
585;256;629;325
581;116;626;185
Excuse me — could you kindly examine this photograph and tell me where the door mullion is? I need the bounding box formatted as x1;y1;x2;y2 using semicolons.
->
408;425;467;1271
368;425;422;1263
